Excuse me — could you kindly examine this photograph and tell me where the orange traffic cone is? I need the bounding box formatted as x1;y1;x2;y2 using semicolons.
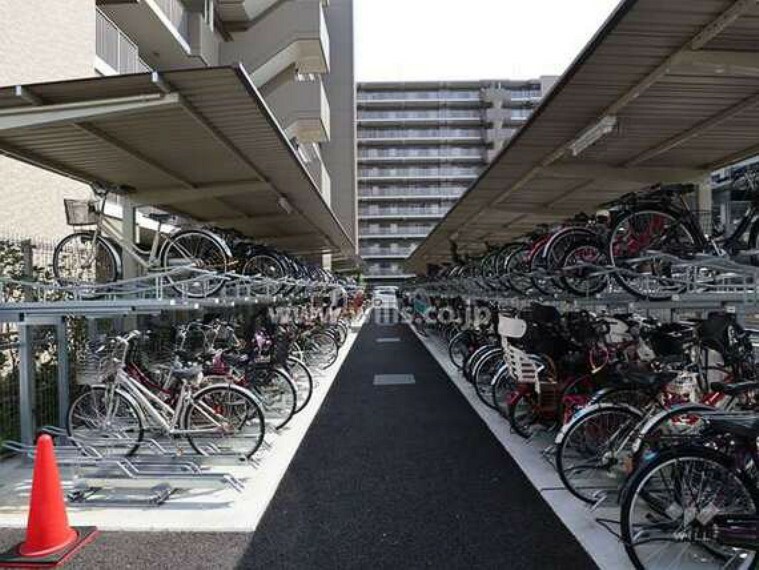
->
0;434;98;568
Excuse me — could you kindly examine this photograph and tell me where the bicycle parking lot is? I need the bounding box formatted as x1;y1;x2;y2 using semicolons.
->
4;0;759;569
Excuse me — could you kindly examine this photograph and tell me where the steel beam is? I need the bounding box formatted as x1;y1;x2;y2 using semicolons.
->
673;49;759;76
628;91;759;166
130;181;270;206
0;92;181;131
540;164;707;184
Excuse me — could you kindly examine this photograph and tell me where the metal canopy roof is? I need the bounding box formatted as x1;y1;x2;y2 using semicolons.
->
407;0;759;271
0;66;355;260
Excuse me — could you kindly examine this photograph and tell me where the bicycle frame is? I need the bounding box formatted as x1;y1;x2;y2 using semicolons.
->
109;365;239;437
88;191;202;273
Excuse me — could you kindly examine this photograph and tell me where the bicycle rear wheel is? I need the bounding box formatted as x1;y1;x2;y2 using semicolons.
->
287;356;314;413
162;230;229;298
182;384;265;459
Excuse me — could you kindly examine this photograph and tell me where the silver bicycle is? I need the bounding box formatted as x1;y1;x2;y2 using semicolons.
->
67;331;265;459
52;183;231;297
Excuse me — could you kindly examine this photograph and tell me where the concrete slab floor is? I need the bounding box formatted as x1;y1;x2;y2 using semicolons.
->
0;314;368;533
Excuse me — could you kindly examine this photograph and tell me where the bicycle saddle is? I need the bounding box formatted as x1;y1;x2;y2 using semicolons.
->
618;369;677;388
146;212;173;223
222;353;248;367
173;364;202;380
711;381;759;397
706;415;759;440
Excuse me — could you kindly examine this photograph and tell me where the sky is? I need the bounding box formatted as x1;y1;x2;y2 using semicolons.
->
354;0;622;81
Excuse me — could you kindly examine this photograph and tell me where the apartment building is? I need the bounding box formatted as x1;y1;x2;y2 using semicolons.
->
0;0;356;255
357;79;555;286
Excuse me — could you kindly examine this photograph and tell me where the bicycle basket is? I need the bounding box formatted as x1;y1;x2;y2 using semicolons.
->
75;339;127;385
64;199;98;226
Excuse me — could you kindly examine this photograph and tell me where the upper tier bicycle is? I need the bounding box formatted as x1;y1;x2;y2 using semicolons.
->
52;183;231;297
607;173;759;300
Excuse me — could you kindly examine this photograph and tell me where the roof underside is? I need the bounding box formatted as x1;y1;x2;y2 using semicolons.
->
407;0;759;271
0;66;355;260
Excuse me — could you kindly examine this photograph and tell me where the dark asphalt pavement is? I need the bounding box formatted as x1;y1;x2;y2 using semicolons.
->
0;315;596;569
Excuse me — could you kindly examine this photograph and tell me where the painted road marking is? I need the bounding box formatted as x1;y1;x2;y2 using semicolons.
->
373;374;416;386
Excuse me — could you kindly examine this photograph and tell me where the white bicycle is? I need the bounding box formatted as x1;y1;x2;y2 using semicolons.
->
52;183;231;297
66;331;265;459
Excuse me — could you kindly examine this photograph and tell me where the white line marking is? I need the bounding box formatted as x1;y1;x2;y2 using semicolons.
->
373;374;416;385
376;337;401;343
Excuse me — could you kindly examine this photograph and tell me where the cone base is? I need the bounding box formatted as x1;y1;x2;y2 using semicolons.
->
0;527;98;568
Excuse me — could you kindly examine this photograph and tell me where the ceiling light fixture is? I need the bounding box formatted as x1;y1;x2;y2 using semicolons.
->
569;115;618;156
277;196;293;215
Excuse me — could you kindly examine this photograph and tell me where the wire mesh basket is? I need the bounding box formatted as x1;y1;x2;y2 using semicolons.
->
64;199;98;226
75;338;127;385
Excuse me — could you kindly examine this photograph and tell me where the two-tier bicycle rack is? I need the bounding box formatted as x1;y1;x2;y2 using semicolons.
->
414;251;759;326
0;263;348;506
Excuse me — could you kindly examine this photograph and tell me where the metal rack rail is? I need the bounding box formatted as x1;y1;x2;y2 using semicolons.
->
415;252;759;320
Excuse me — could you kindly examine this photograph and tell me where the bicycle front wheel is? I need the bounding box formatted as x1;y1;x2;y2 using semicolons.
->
555;403;643;504
621;447;759;570
66;386;144;456
303;332;338;370
608;209;700;301
182;384;265;459
162;230;229;298
249;367;297;430
53;232;119;287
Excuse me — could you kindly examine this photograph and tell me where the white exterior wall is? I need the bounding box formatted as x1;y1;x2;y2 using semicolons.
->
0;0;96;239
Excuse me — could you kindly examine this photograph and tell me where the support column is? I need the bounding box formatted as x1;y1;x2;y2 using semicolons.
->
121;197;138;329
17;324;35;444
56;318;69;429
695;175;713;236
121;197;138;280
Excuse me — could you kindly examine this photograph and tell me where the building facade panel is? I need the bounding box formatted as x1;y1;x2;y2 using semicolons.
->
0;0;356;255
357;79;554;287
0;0;96;239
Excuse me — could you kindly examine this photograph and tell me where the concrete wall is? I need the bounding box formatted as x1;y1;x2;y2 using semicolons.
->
0;0;95;239
320;0;357;250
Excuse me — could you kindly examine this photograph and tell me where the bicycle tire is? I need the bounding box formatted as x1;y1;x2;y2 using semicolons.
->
182;383;265;459
52;231;120;287
251;366;298;429
162;229;230;298
287;356;314;413
620;446;759;570
607;208;699;301
67;385;145;457
472;349;503;410
554;403;644;504
559;239;608;297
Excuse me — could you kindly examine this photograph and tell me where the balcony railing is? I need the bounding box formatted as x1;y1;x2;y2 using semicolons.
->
360;227;434;236
154;0;190;42
359;208;450;218
359;186;467;199
360;247;416;257
358;90;480;101
96;8;149;74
